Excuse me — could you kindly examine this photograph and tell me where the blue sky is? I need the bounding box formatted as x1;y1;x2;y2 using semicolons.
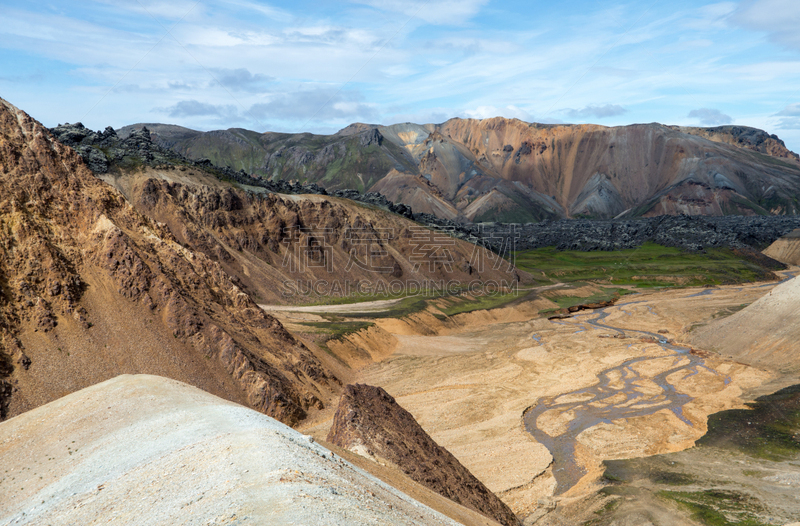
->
2;0;800;151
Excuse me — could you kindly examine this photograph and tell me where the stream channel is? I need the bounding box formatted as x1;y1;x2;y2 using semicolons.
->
523;298;729;494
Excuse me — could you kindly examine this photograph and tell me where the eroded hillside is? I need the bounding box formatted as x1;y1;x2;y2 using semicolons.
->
0;97;520;425
0;97;339;425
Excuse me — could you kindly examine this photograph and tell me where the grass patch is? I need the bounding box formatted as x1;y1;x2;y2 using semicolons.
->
296;320;375;342
544;287;633;310
698;384;800;461
583;498;621;525
659;490;768;526
651;471;696;486
436;290;523;317
513;243;778;288
602;458;696;487
293;283;523;320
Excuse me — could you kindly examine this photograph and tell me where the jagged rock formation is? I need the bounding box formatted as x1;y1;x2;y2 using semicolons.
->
689;276;800;372
0;375;463;526
496;215;800;252
104;169;521;306
121;118;800;222
763;228;800;265
327;384;521;526
0;97;339;425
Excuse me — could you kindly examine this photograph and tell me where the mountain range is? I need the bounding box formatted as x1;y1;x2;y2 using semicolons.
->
119;119;800;223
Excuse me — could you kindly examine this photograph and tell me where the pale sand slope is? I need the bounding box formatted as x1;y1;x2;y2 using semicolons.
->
763;229;800;265
691;276;800;372
0;375;461;526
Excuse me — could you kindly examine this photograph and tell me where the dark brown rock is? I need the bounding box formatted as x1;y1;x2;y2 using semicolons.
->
327;384;521;526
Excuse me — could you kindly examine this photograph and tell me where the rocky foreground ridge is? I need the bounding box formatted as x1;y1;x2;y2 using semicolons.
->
327;384;521;526
121;118;800;222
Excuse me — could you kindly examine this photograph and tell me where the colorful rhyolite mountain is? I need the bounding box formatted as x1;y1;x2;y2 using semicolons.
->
120;119;800;222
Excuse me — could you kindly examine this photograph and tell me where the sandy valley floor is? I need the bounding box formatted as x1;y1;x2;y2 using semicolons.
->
284;274;799;522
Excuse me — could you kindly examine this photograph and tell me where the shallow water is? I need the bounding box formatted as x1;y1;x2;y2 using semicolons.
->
524;304;728;494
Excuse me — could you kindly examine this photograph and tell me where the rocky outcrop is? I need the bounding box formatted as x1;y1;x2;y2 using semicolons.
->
327;384;521;526
679;125;800;162
0;97;337;425
50;122;185;173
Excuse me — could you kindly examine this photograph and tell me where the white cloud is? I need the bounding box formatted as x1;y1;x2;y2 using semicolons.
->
776;103;800;117
688;108;733;125
249;89;379;124
92;0;204;20
565;105;628;120
774;103;800;129
157;99;239;119
217;0;292;22
682;2;737;30
210;68;274;92
731;0;800;51
349;0;489;25
461;105;535;122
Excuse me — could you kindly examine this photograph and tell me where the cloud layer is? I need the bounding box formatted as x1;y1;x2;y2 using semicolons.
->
0;1;799;151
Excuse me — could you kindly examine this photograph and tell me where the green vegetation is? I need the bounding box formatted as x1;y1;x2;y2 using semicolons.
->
513;243;777;288
650;471;696;486
543;286;632;310
698;384;800;461
296;320;375;342
602;458;696;488
435;290;523;317
582;498;621;525
338;295;433;319
658;490;768;526
294;281;522;320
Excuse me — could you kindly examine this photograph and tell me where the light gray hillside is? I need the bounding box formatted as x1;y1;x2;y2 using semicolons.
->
0;375;461;526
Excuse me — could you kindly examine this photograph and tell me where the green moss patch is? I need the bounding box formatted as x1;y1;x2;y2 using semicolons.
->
513;242;779;288
658;490;768;526
698;384;800;461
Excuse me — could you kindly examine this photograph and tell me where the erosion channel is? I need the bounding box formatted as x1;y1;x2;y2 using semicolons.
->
524;300;729;495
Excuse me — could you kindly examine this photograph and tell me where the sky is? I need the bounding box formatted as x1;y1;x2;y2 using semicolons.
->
2;0;800;151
